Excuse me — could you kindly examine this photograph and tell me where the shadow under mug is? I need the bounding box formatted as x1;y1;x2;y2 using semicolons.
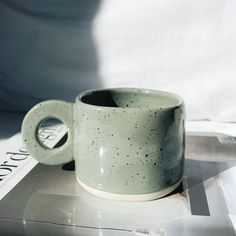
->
21;88;185;201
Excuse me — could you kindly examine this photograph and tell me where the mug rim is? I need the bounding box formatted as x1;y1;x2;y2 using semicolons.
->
76;87;184;110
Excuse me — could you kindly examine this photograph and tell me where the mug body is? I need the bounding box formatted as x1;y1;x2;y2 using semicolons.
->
74;88;185;201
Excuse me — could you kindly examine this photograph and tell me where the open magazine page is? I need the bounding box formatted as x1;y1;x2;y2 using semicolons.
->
0;113;235;235
0;124;67;200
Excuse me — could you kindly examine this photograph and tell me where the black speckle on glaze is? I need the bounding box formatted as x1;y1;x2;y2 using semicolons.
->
151;128;158;131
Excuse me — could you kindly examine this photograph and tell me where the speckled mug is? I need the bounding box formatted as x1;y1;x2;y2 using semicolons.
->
21;88;185;201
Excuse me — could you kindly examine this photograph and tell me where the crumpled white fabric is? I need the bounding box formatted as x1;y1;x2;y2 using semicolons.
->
0;0;235;122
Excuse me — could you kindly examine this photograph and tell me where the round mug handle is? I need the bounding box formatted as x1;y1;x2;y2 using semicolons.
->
21;100;74;165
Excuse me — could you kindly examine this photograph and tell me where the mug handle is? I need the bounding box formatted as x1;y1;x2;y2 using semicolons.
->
21;100;74;165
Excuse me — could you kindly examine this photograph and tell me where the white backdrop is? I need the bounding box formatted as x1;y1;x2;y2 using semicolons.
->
0;0;235;122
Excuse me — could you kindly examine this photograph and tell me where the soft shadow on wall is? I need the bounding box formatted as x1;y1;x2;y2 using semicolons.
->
0;0;102;112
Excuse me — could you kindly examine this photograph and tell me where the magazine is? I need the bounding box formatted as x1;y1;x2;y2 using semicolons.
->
0;124;67;200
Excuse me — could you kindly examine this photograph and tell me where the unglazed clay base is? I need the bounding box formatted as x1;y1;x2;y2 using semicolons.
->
77;178;182;201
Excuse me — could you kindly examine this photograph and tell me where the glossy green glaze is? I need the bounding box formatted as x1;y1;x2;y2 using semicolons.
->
22;88;185;198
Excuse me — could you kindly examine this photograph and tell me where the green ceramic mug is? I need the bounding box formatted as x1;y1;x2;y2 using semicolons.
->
21;88;185;201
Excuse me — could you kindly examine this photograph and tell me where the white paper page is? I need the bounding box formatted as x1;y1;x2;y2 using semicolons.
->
186;121;236;137
0;125;67;200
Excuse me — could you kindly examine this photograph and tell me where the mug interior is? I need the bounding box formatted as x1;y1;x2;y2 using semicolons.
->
79;88;182;109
